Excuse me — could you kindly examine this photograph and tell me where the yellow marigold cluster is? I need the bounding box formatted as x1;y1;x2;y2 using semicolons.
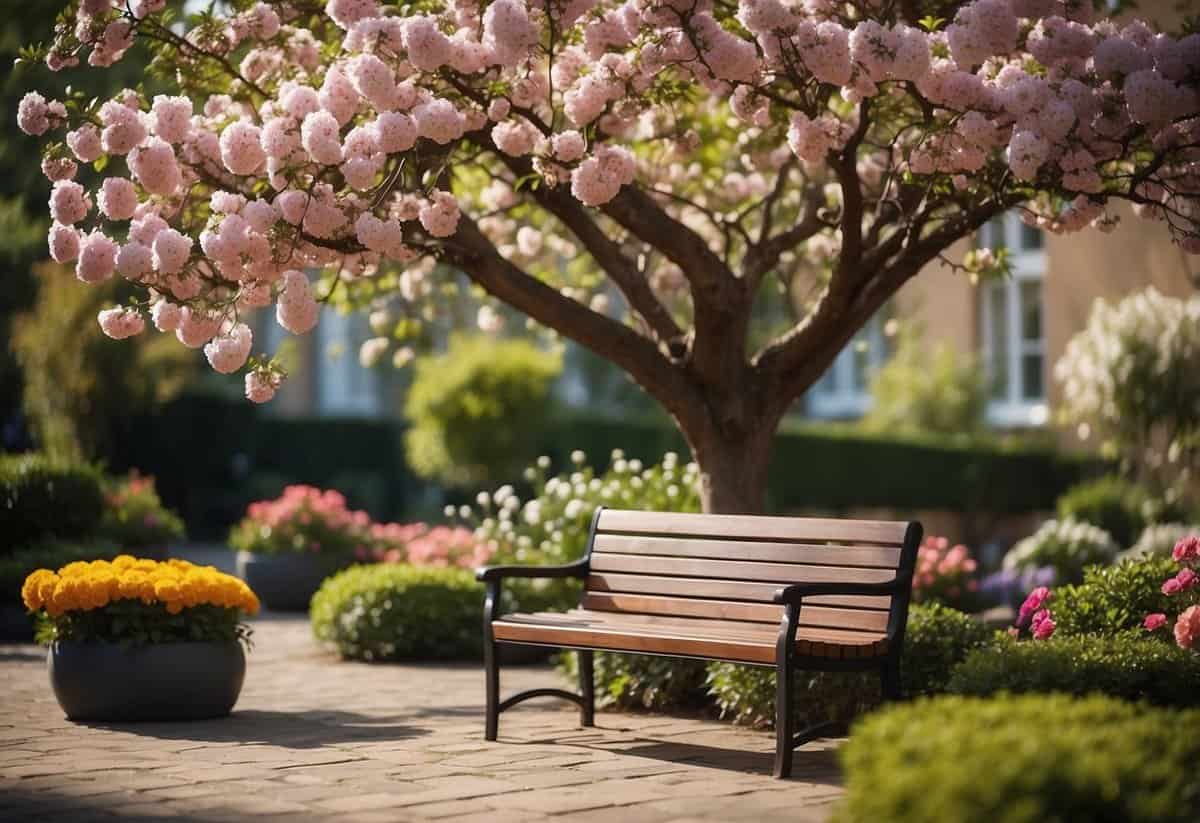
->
21;556;260;617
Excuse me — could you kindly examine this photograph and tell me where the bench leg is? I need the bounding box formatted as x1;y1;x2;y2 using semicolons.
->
879;659;901;703
484;635;499;741
773;658;794;779
578;649;595;728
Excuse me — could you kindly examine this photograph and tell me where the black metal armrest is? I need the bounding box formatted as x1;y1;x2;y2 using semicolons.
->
773;580;899;607
476;559;589;583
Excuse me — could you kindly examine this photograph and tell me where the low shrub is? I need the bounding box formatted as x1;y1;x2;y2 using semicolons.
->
570;604;992;729
1051;555;1185;639
559;651;709;712
311;564;484;660
0;455;105;553
1003;518;1119;584
900;601;994;697
1056;474;1153;547
947;633;1200;707
834;694;1200;823
311;563;578;661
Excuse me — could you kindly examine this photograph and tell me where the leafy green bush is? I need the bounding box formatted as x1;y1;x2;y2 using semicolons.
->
900;601;994;697
0;539;119;602
1056;475;1152;547
862;325;987;437
559;651;709;712
1003;518;1120;584
312;564;485;660
834;694;1200;823
0;455;105;553
311;563;577;661
404;335;562;488
1051;555;1193;639
947;633;1200;707
705;664;877;729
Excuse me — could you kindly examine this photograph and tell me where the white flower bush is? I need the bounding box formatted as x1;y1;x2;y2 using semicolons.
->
1055;288;1200;501
1119;523;1200;562
453;449;701;566
1004;518;1120;583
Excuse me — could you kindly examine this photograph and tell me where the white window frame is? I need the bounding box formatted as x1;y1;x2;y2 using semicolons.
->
315;307;381;417
979;213;1048;427
808;314;887;419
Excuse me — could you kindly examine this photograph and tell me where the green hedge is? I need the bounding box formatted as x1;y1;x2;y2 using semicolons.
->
835;695;1200;823
0;455;106;552
111;399;1097;538
310;563;580;661
537;413;1097;514
948;633;1200;707
1051;556;1184;639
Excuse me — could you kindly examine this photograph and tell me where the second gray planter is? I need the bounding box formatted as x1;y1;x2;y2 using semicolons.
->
236;551;349;612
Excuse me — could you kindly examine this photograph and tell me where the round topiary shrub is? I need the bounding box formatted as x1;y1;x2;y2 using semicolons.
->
1056;475;1152;547
311;563;580;661
0;455;105;553
900;601;994;697
311;564;485;660
947;633;1200;707
834;695;1200;823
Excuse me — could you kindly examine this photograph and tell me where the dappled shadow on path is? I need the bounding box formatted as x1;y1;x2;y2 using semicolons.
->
75;708;431;749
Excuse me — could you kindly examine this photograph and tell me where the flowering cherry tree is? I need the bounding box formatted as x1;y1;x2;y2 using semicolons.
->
15;0;1200;512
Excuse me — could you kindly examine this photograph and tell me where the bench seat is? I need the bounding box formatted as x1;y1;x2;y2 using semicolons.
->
492;609;889;663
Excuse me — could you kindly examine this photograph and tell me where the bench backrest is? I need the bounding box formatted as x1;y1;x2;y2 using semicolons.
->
582;509;922;641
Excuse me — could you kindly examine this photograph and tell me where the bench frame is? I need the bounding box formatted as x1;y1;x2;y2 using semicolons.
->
477;507;923;778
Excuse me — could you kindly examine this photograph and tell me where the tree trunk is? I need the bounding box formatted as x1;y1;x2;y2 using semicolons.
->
686;418;778;515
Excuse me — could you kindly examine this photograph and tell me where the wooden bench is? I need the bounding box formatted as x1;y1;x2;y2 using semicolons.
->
476;508;922;778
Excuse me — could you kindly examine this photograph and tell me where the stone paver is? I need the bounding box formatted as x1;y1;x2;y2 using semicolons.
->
0;614;843;821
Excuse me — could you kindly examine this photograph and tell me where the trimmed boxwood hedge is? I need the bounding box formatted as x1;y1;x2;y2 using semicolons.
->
310;563;580;661
948;633;1200;707
116;398;1098;539
834;695;1200;823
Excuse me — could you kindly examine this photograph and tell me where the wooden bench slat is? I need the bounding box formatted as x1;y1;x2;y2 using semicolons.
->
592;533;903;568
586;572;893;610
491;618;888;664
579;592;891;632
589;553;897;585
545;610;889;648
596;509;910;545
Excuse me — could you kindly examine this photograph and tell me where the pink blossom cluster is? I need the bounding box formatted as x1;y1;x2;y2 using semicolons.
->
911;536;979;605
13;0;1200;405
365;523;494;569
234;484;375;556
1145;536;1200;651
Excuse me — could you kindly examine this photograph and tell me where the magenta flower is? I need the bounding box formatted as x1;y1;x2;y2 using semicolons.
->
1017;586;1052;627
1173;535;1200;564
1031;609;1056;640
1144;613;1168;632
1174;606;1200;650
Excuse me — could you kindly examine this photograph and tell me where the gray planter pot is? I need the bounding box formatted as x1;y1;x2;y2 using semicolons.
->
236;551;348;612
49;640;245;722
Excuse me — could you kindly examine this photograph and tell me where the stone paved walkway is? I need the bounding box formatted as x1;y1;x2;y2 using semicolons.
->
0;615;844;822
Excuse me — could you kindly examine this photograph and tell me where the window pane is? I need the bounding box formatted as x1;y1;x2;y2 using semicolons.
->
987;285;1009;400
815;359;839;395
1019;221;1043;251
1020;280;1042;342
852;339;872;391
1021;353;1044;400
981;218;1006;251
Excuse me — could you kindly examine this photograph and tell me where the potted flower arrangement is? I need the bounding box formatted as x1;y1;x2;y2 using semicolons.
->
21;556;258;721
96;472;186;560
229;485;367;611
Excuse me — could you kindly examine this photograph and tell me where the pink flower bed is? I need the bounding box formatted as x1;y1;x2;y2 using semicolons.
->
363;522;494;569
1144;535;1200;651
912;536;978;605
